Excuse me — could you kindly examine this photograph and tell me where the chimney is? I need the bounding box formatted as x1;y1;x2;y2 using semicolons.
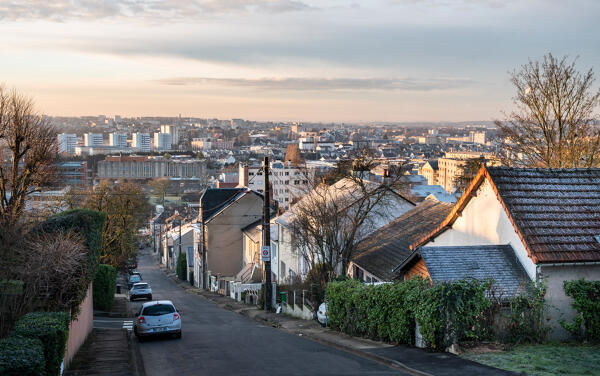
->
239;163;249;187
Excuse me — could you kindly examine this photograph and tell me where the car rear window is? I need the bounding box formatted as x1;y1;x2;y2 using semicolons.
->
134;283;148;289
130;275;141;282
142;304;175;316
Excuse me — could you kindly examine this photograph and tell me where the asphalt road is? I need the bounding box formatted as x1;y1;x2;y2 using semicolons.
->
131;251;406;376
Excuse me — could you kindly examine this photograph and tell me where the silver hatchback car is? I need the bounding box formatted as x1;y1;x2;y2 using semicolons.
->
130;282;152;301
134;300;182;341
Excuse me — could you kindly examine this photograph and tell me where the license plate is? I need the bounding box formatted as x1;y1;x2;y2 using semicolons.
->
154;327;166;332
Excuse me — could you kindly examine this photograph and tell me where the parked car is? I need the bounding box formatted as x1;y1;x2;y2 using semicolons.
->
128;274;142;289
127;259;137;270
129;271;142;279
134;300;182;341
317;302;328;326
130;282;152;301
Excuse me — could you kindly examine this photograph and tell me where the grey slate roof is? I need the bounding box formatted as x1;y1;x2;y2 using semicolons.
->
199;188;263;222
418;245;529;297
352;199;453;280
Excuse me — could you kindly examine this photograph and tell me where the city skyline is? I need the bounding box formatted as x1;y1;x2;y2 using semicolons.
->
1;0;599;122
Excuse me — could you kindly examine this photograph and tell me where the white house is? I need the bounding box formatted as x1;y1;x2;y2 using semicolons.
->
399;166;600;340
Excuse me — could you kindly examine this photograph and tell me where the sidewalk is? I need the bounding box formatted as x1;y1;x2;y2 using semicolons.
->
162;268;514;376
64;328;144;376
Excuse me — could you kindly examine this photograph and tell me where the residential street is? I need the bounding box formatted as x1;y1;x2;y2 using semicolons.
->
132;251;407;376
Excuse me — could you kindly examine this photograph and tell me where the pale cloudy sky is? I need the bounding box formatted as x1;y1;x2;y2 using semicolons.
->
1;0;598;122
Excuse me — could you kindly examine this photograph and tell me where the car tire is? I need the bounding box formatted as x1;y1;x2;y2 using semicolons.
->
148;295;152;300
130;297;134;301
175;332;182;339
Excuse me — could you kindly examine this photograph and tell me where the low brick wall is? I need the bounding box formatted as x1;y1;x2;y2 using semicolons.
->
64;282;94;368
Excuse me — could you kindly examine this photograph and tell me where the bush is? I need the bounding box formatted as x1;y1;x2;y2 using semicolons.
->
327;278;493;350
0;337;46;376
93;264;117;311
176;251;187;281
562;279;600;342
11;311;70;376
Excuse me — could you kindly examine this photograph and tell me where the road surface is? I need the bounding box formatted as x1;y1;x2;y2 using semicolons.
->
131;251;406;376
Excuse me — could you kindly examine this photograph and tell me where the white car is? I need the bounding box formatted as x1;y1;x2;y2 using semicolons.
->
317;302;328;326
130;282;152;301
134;300;182;341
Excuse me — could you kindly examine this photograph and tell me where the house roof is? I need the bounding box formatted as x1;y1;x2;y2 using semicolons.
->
199;188;262;222
424;160;438;171
242;219;262;243
412;166;600;264
397;245;529;297
352;199;453;280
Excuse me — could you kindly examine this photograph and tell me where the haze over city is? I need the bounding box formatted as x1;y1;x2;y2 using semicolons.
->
2;0;599;122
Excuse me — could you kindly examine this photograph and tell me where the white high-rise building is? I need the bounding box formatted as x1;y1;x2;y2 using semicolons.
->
109;133;128;148
57;133;77;154
160;125;179;146
84;133;103;147
470;131;486;144
154;133;172;151
132;133;151;152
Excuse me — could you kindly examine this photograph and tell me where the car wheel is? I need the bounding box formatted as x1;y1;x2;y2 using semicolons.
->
175;331;182;339
130;297;134;301
148;295;152;300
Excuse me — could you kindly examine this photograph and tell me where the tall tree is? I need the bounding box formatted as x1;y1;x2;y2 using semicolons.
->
0;86;57;224
497;53;600;168
84;181;150;269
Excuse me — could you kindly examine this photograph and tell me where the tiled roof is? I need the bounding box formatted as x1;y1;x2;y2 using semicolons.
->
487;167;600;263
413;245;529;297
352;199;453;280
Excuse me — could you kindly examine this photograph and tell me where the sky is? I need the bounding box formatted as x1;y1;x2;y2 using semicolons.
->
1;0;599;122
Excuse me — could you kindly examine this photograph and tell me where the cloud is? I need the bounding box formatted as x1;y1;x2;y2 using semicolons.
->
153;76;475;91
0;0;313;21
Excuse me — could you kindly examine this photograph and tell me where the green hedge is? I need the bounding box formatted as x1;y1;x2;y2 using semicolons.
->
11;312;70;376
93;264;117;311
0;337;46;376
327;279;492;350
176;251;187;281
562;279;600;342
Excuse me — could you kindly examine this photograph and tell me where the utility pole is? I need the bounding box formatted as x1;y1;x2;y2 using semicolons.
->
262;156;272;311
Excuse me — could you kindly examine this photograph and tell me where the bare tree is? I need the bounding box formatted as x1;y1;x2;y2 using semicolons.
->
497;53;600;168
0;85;57;224
289;155;412;284
0;227;85;336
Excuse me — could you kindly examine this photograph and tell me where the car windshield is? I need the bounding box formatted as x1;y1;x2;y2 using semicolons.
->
142;304;175;316
130;275;141;282
133;283;148;289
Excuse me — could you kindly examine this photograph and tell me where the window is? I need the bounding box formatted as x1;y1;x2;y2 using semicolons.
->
142;304;175;316
280;261;286;277
285;171;289;176
294;180;300;185
249;172;254;176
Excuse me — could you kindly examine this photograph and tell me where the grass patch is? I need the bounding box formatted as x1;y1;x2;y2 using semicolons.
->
463;344;600;376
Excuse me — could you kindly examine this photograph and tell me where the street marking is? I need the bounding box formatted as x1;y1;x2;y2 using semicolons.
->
123;321;133;331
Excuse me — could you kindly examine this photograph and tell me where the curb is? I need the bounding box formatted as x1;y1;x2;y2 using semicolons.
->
159;267;432;376
129;331;147;376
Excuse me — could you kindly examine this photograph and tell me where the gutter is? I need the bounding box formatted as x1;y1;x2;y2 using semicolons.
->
536;261;600;282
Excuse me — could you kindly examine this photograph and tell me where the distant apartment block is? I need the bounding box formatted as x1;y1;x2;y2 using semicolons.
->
84;133;103;147
132;133;151;152
109;133;128;148
75;145;131;156
57;133;77;154
55;161;93;188
239;160;315;209
97;156;206;180
160;125;178;146
191;138;234;151
469;131;486;144
154;132;172;151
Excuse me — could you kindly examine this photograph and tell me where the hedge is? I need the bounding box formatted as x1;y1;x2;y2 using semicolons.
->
93;264;117;311
327;279;492;350
562;279;600;342
11;311;70;376
0;337;46;376
176;251;187;281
